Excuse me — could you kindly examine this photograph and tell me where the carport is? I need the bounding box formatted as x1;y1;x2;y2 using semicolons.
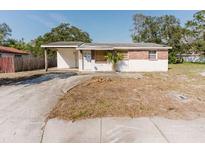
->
41;41;83;71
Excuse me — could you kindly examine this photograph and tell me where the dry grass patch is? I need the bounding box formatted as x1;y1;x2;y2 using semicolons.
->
48;63;205;121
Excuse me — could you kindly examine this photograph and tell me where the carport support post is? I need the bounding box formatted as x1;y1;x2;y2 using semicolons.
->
44;49;48;72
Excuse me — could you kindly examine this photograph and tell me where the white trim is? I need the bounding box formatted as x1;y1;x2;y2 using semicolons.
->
114;47;172;50
148;50;157;60
76;47;172;50
76;47;113;50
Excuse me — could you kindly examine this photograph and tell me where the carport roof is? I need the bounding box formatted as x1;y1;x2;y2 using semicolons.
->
41;41;84;48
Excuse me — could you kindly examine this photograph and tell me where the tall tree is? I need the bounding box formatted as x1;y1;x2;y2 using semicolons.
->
32;23;92;57
0;23;12;45
185;11;205;54
5;38;30;50
186;11;205;40
132;14;185;63
159;15;184;52
132;14;161;43
132;14;183;46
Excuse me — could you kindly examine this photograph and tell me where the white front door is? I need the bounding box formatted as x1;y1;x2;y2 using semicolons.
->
83;51;92;70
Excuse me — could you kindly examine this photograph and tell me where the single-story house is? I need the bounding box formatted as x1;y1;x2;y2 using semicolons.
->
0;46;30;73
0;46;29;58
41;41;172;72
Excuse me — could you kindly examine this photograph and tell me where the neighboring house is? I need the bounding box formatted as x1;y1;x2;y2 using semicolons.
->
41;41;172;72
0;46;29;58
177;53;205;63
0;46;30;73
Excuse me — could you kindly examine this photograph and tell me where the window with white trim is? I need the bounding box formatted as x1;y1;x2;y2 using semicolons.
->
149;51;157;60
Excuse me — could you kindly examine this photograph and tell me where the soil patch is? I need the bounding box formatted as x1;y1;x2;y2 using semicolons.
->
48;72;205;121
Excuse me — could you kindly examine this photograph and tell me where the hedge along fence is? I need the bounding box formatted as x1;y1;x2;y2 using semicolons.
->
0;57;57;73
14;57;57;72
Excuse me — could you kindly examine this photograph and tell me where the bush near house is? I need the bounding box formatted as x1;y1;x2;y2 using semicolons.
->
105;51;123;71
168;52;184;64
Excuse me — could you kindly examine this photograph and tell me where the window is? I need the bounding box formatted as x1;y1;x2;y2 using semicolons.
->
149;51;157;60
95;51;107;62
15;55;22;58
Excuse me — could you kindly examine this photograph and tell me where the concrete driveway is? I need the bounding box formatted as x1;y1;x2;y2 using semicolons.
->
0;72;91;142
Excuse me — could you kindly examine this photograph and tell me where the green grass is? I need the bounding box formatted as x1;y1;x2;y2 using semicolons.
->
168;63;205;81
169;62;205;73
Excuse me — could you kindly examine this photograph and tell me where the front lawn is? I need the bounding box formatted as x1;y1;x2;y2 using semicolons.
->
48;63;205;121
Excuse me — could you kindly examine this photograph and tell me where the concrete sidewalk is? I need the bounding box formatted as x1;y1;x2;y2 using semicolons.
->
42;117;205;143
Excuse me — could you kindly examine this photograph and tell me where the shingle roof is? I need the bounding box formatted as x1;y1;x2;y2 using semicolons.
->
41;41;172;50
0;46;29;55
80;43;167;47
77;43;171;50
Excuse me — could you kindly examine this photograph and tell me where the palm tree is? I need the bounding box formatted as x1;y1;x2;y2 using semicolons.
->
105;51;123;71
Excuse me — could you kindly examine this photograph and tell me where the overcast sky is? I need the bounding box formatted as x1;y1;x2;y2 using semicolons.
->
0;10;198;43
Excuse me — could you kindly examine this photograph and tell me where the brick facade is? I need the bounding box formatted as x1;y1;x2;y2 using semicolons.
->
128;51;148;59
79;50;168;60
157;51;168;60
128;50;168;60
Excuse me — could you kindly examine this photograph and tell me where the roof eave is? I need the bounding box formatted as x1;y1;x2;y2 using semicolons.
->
41;45;79;48
76;47;113;50
114;47;172;50
0;50;29;55
76;46;172;50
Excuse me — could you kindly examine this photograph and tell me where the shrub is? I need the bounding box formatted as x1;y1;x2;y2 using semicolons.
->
168;52;184;64
105;51;123;71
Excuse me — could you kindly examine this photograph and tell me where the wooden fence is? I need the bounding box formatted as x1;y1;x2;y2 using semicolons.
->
0;57;57;73
0;57;15;73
